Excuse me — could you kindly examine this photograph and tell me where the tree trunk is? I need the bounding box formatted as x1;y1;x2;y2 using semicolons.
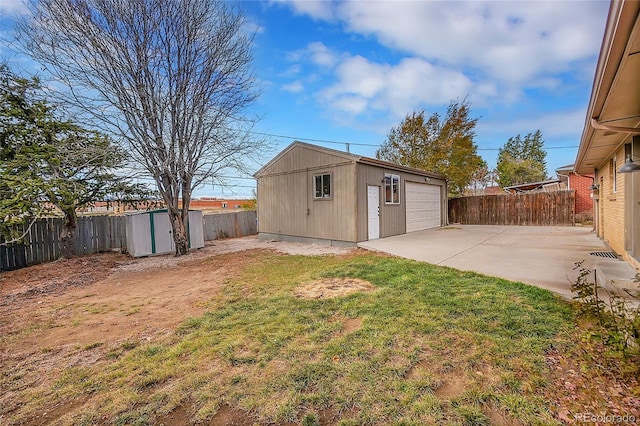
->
168;208;189;256
60;210;77;258
180;177;192;255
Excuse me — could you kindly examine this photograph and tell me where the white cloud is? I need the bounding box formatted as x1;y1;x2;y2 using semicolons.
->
0;0;29;17
320;55;473;118
277;0;607;90
280;64;302;77
281;80;304;93
269;0;335;21
273;0;606;135
307;41;338;68
243;19;265;36
478;107;588;139
337;1;605;84
332;94;368;115
289;41;338;69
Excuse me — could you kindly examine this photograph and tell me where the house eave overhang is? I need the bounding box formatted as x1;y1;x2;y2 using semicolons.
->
575;0;640;175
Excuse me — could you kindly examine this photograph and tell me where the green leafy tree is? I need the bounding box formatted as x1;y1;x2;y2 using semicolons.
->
376;99;484;197
496;130;548;187
0;64;149;257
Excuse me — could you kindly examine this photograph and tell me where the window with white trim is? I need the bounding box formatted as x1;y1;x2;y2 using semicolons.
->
314;173;332;198
611;158;617;194
384;173;400;204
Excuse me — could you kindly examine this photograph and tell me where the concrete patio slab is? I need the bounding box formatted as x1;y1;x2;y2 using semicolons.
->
358;225;622;299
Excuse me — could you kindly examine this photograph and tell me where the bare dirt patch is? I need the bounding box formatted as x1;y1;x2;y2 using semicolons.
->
2;237;354;348
294;278;375;299
483;405;521;426
433;373;467;399
405;358;468;399
342;317;362;334
0;253;130;304
156;404;258;426
328;315;363;335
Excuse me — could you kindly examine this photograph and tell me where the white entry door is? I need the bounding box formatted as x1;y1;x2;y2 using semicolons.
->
367;185;380;240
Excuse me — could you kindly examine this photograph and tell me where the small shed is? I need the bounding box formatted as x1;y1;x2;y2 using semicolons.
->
254;141;447;246
125;209;205;257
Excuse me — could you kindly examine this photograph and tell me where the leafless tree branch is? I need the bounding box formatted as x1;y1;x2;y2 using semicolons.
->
18;0;267;255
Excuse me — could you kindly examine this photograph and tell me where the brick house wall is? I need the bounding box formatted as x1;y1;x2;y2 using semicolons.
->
569;172;594;215
597;148;626;256
187;199;251;210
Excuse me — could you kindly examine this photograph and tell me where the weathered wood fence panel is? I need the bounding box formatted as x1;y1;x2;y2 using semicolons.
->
449;190;575;226
0;218;62;271
73;216;127;256
1;211;256;272
204;211;257;240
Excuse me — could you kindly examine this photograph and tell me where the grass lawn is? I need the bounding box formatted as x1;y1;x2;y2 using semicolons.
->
2;250;596;425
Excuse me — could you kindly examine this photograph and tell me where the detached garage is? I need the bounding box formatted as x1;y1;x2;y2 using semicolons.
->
255;141;447;246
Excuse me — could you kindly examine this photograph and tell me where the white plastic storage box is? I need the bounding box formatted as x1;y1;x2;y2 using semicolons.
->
124;209;205;257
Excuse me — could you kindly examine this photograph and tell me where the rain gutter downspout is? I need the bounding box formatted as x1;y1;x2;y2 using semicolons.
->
556;172;571;190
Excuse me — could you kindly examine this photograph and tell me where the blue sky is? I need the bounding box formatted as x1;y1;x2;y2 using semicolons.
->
1;0;610;197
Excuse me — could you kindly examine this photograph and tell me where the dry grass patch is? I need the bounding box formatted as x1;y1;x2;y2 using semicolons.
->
293;277;375;299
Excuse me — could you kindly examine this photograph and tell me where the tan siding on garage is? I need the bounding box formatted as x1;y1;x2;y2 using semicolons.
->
256;145;358;243
356;164;404;241
355;164;447;241
257;144;354;176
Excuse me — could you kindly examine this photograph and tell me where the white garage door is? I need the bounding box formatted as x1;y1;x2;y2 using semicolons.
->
406;182;441;233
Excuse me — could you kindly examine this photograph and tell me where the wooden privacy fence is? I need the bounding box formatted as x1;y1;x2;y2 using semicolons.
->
448;190;575;226
1;210;257;272
0;216;126;272
204;211;257;241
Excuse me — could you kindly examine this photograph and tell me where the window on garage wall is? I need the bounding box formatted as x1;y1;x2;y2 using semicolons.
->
384;173;400;204
314;173;332;199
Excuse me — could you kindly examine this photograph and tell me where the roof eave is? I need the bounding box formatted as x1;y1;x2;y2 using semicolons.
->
575;0;640;174
356;156;447;180
254;140;359;177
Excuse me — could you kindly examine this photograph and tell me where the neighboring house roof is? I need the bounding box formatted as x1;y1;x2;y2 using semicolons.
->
555;164;575;174
255;141;446;180
484;186;504;195
503;179;562;193
575;1;640;174
554;164;574;183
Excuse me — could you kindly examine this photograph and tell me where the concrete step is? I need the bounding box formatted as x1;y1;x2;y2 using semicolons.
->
595;259;639;298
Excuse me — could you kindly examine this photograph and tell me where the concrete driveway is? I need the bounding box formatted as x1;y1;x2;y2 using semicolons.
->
358;225;607;299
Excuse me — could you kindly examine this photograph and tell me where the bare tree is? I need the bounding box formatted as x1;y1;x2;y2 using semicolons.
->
18;0;262;255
